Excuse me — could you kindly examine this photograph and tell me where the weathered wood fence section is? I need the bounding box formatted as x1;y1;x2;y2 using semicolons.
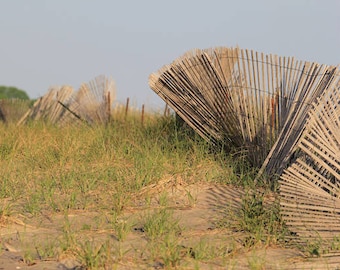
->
149;46;340;244
280;79;340;240
0;99;31;123
18;75;116;126
149;47;339;172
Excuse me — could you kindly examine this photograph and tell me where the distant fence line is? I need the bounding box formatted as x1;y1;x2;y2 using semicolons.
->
0;82;171;127
17;75;116;126
0;99;31;124
0;97;171;127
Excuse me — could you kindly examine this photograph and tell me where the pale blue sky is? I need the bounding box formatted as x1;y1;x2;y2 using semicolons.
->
0;0;339;108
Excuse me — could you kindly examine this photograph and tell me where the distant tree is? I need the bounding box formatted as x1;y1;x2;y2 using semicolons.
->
0;86;30;100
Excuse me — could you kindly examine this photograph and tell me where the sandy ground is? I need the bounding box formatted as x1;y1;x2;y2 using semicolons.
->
1;182;339;269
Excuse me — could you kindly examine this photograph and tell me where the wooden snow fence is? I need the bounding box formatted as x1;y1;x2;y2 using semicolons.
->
149;46;339;171
280;79;340;241
149;46;340;243
0;99;31;123
18;75;116;126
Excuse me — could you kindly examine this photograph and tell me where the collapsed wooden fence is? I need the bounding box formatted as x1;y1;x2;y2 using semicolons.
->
0;99;31;123
18;75;116;126
3;75;158;127
280;80;340;241
149;46;340;244
149;47;339;172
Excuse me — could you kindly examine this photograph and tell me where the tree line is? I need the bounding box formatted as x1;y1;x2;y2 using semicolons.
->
0;86;30;100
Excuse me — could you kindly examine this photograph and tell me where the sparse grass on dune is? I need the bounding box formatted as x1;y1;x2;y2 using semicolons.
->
0;112;234;214
0;112;291;269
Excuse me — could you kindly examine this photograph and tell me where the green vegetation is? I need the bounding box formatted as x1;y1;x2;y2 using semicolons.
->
0;111;291;269
0;85;30;99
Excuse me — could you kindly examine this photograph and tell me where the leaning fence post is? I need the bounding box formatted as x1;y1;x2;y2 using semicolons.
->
164;103;168;117
141;104;145;126
106;91;111;124
125;97;130;120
